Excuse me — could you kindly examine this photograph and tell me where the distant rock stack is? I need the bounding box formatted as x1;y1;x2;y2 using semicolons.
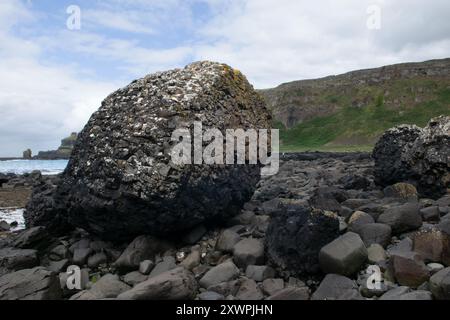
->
22;149;32;160
373;116;450;199
25;61;272;240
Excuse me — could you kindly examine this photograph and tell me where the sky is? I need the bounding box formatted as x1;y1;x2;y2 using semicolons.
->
1;0;450;157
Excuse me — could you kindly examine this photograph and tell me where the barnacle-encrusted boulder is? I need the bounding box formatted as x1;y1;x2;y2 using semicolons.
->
25;61;272;240
373;116;450;199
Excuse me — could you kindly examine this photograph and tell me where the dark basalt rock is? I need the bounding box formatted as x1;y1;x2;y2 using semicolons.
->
373;116;450;199
25;61;271;240
265;202;340;276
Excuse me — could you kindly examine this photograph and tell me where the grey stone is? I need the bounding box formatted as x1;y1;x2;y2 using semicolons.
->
123;271;148;287
114;235;172;273
379;286;412;300
377;203;422;234
420;206;441;221
0;267;62;300
348;211;374;232
311;274;362;300
139;260;155;275
48;259;70;273
261;278;284;296
235;279;263;300
118;267;197;300
429;267;450;300
180;249;201;271
0;247;38;273
71;274;130;300
72;248;93;266
367;244;387;264
149;256;177;278
216;229;241;253
399;291;433;300
245;265;275;282
233;238;264;268
0;221;10;232
207;280;241;297
356;223;392;248
13;226;49;249
267;287;309;300
198;291;224;300
87;252;107;268
428;263;445;274
49;245;69;261
199;260;240;288
319;232;368;276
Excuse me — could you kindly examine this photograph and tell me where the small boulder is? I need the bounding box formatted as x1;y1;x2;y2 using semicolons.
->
233;238;264;268
367;244;387;264
0;247;38;273
235;279;263;300
139;260;155;275
149;256;177;278
245;265;275;282
261;278;284;296
267;286;310;300
355;223;392;248
199;260;240;288
429;267;450;300
383;183;418;200
413;229;450;265
311;274;362;300
216;229;241;253
377;203;422;234
71;274;130;300
319;232;368;276
392;251;430;288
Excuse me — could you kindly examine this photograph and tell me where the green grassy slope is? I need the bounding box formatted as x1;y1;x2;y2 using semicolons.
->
277;87;450;152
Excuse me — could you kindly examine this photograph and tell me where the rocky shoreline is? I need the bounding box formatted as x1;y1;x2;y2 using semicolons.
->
0;151;449;300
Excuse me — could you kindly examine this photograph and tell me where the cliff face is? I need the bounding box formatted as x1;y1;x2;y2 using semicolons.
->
260;58;450;150
35;132;77;160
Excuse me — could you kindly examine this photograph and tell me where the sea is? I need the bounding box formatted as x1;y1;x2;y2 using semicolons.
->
0;159;68;230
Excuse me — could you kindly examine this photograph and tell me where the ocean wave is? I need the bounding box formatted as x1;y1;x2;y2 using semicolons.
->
0;208;25;230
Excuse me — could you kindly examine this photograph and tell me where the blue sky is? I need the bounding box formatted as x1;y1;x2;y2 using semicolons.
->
1;0;450;156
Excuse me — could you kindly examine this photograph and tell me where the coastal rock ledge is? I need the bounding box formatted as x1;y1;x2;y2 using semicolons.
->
25;61;271;240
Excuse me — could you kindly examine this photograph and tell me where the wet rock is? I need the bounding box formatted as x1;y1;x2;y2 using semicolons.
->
392;251;430;288
245;265;275;282
429;267;450;300
26;62;271;240
71;274;130;300
377;202;422;234
266;205;340;276
355;223;392;247
235;279;263;300
267;286;310;300
0;221;10;232
118;267;197;300
319;232;368;277
233;238;264;268
199;260;240;288
0;267;62;300
216;229;241;253
311;274;362;300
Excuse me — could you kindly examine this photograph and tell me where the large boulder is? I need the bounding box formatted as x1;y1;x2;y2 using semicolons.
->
265;203;340;276
25;62;271;240
373;116;450;199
